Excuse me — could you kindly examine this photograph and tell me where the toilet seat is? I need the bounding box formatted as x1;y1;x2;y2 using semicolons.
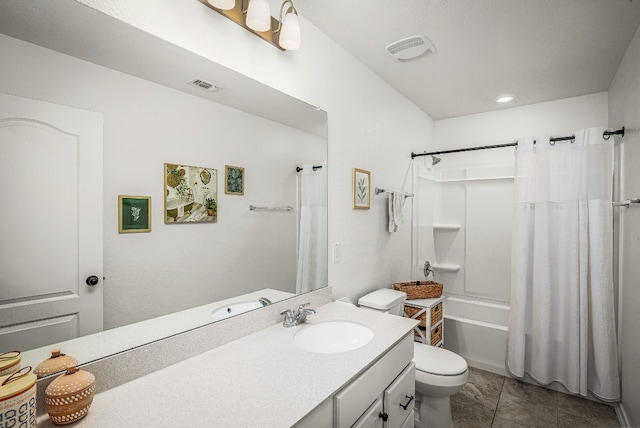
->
413;343;467;376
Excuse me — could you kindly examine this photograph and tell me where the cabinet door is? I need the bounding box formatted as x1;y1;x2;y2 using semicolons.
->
399;410;414;428
353;398;384;428
384;362;415;428
335;335;413;428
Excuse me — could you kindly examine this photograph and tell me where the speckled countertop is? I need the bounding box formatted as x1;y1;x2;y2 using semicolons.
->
37;302;417;427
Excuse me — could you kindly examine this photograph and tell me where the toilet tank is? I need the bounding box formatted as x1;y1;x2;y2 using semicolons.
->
358;289;407;316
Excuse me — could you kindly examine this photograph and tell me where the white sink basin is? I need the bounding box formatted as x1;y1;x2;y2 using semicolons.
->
293;321;374;354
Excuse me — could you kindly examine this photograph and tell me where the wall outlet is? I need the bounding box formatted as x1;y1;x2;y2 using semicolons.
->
332;242;341;263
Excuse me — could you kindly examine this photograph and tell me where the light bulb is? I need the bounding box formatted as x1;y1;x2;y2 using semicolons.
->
246;0;271;32
207;0;235;10
279;11;300;50
495;94;515;103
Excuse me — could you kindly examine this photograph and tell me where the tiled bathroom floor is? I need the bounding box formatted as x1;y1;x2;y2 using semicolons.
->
451;367;620;428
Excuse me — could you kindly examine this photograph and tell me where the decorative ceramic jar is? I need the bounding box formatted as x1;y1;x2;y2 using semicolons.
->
34;349;78;378
45;365;96;425
0;366;37;428
0;351;21;377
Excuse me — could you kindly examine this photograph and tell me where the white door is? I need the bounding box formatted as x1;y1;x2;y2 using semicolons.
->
0;93;103;353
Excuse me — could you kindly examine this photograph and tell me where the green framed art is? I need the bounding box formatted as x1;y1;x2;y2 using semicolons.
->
353;168;370;209
225;165;245;195
119;195;151;233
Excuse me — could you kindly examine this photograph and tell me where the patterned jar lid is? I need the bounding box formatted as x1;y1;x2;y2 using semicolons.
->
34;349;78;378
45;366;95;398
0;367;36;400
0;351;21;374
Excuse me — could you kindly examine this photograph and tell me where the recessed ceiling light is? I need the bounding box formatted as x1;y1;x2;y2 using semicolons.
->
495;94;515;103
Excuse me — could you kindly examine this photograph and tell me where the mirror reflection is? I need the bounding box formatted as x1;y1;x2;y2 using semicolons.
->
0;0;328;371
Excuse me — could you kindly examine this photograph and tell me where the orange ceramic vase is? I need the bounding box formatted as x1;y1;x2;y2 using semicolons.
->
45;365;96;425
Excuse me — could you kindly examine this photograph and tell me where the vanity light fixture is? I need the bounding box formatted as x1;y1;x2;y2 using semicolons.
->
199;0;301;51
207;0;235;10
274;1;300;50
246;0;271;32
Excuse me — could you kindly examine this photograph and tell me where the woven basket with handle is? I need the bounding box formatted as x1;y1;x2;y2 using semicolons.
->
393;281;443;299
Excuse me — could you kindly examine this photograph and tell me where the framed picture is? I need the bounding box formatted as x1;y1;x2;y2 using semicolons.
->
225;165;245;195
119;195;151;233
165;163;217;223
353;168;371;209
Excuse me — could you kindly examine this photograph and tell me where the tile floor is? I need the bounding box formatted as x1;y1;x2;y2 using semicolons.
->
451;367;620;428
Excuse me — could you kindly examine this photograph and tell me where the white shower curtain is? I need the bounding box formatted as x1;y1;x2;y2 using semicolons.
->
296;164;328;294
507;128;620;401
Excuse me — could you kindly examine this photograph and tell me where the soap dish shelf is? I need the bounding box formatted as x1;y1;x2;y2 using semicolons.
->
432;263;461;273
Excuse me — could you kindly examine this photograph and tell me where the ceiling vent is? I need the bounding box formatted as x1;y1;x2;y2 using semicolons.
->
386;35;436;63
188;78;223;92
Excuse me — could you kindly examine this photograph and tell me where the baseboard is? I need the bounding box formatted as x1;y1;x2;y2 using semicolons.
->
616;402;631;428
464;358;508;377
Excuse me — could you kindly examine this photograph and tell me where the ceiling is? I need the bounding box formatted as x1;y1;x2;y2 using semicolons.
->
294;0;640;120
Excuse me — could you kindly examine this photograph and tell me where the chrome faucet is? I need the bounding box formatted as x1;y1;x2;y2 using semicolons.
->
280;303;316;327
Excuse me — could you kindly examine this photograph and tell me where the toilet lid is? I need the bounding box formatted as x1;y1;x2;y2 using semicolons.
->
413;343;468;376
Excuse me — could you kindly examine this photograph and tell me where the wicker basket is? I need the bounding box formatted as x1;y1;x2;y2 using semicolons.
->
404;302;442;327
393;281;443;299
413;324;443;346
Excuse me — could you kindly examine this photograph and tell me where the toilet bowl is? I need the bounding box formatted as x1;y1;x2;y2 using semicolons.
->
358;288;468;428
413;342;468;428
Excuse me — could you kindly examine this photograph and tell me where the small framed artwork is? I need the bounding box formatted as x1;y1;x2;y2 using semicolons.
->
353;168;371;210
119;195;151;233
165;163;217;223
225;165;245;195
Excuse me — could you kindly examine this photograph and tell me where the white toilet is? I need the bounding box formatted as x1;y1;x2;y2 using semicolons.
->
358;289;468;428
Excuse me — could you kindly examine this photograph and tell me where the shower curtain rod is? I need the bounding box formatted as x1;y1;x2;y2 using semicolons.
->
410;127;625;159
295;165;323;172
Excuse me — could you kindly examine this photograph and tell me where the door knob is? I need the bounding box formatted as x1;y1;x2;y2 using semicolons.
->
86;276;99;286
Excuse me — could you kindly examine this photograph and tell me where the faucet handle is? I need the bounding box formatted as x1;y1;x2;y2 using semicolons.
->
281;309;296;327
298;303;311;311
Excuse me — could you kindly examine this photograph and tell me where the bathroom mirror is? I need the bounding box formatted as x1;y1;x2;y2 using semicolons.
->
0;0;327;370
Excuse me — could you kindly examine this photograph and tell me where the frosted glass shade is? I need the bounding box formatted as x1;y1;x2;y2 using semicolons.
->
207;0;235;10
279;12;300;50
246;0;271;32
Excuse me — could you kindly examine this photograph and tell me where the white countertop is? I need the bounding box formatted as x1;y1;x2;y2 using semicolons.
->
37;302;417;427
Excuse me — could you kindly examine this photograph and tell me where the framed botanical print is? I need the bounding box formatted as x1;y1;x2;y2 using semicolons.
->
353;168;371;209
119;195;151;233
225;165;244;195
164;163;217;223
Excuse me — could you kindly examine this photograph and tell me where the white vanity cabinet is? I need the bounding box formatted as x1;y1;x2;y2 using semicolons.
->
350;362;415;428
295;334;415;428
336;334;415;428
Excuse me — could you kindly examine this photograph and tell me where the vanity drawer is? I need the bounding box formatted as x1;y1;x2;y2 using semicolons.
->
383;362;415;428
334;334;413;428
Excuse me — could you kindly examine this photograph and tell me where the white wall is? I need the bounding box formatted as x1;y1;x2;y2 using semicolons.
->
608;23;640;428
71;0;435;302
0;34;326;329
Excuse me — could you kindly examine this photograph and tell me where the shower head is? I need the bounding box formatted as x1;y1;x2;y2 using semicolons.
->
431;155;441;165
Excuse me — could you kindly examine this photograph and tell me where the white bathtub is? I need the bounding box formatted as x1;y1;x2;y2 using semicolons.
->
443;295;510;376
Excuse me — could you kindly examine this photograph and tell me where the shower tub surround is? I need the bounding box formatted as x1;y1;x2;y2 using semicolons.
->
36;302;418;427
